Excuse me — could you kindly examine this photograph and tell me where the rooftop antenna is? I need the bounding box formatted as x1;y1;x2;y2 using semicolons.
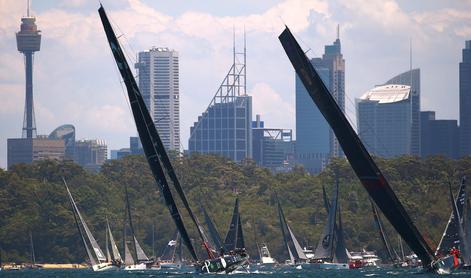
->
27;0;30;17
337;24;340;40
233;25;236;66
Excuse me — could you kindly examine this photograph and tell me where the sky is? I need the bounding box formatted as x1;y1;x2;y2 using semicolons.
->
0;0;470;169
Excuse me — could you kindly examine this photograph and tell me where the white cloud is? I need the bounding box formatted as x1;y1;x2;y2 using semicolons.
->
250;82;294;130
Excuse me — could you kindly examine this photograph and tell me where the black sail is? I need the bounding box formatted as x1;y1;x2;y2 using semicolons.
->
333;202;348;263
371;200;397;263
436;177;467;256
98;5;198;261
201;205;223;250
236;215;245;250
314;181;338;261
224;198;241;251
322;184;331;212
278;27;435;267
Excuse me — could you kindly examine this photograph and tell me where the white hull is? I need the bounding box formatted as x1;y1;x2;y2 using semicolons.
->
260;256;276;264
160;262;181;269
92;262;119;272
124;263;147;270
319;262;349;269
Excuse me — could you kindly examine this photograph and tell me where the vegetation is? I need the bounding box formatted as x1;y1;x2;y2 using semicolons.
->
1;154;470;263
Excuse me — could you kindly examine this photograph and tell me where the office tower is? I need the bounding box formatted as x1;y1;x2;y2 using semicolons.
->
135;47;180;151
384;68;421;156
322;25;345;158
189;37;252;161
49;124;75;160
74;139;107;172
295;26;345;173
295;58;330;173
357;85;412;158
16;2;41;139
421;111;459;158
252;115;294;172
7;137;65;169
460;40;471;157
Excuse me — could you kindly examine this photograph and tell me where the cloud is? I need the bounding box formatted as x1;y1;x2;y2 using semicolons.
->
250;82;294;130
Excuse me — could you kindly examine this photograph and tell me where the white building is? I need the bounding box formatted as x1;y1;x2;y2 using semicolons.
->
356;84;412;158
135;47;180;151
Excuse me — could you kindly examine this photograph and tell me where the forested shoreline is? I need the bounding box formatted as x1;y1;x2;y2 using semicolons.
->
1;154;470;263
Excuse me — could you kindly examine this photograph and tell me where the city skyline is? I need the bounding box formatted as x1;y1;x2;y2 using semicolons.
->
1;0;470;168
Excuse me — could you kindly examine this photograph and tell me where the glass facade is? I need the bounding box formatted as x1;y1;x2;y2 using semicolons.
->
460;41;471;157
357;85;412;158
189;96;252;161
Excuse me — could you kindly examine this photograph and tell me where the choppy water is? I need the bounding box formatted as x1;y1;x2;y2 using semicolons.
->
0;265;467;278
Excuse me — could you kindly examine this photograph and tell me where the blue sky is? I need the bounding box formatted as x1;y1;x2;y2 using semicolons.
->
0;0;470;169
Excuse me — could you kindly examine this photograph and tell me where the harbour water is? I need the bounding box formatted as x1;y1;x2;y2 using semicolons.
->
0;267;453;277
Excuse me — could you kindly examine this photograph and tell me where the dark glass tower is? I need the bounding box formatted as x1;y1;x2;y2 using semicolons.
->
460;40;471;157
16;3;41;138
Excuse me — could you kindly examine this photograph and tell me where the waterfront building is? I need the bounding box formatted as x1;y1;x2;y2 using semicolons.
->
7;137;64;169
357;84;412;158
460;41;471;157
188;39;252;161
135;47;180;151
384;68;421;156
421;111;459;158
252;115;294;172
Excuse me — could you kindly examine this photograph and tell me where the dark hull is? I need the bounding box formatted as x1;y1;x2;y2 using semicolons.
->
197;254;249;274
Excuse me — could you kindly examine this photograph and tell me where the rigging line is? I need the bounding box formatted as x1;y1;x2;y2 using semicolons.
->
108;16;138;65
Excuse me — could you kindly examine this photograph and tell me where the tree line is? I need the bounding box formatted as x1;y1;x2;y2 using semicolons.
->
1;153;470;263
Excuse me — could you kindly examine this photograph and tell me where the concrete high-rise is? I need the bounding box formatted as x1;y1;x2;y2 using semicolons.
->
135;47;180;151
295;26;345;173
357;85;412;158
189;38;252;162
16;2;41;138
384;69;421;156
460;41;471;157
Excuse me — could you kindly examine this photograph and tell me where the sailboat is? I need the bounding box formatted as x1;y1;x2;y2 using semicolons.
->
122;185;153;270
221;198;250;268
436;177;466;257
309;181;349;269
64;179;119;271
276;196;308;266
98;5;247;273
105;219;123;268
278;26;455;273
159;232;182;269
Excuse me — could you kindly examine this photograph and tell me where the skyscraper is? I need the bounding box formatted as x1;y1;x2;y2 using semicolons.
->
460;40;471;157
16;1;41;138
384;68;421;156
357;85;412;158
295;26;345;173
74;139;107;172
188;38;252;162
295;58;330;173
135;47;180;151
322;26;345;158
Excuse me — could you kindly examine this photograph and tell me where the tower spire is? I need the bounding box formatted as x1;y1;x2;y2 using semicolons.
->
337;24;339;40
27;0;30;17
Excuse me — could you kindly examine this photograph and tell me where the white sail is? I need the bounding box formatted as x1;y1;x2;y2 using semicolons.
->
134;236;149;261
107;222;122;262
124;241;135;266
287;225;308;260
288;245;295;264
65;181;106;264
